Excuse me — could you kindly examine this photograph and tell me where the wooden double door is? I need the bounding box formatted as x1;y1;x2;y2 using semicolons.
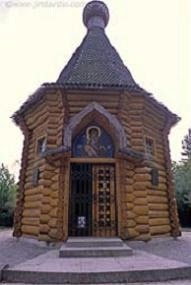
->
69;163;117;237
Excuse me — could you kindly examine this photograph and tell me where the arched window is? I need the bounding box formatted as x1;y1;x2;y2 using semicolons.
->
72;125;114;158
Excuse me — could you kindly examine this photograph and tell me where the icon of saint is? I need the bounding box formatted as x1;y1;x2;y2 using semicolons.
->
84;126;106;157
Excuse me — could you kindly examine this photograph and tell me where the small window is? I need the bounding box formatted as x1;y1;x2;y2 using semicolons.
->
145;137;155;156
32;168;40;187
37;137;46;155
150;168;159;186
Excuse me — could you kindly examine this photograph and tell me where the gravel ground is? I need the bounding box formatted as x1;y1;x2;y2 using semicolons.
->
0;229;51;268
1;229;191;285
3;280;191;285
129;231;191;265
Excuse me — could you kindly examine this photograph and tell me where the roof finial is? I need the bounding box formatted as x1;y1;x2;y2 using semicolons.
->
83;1;109;29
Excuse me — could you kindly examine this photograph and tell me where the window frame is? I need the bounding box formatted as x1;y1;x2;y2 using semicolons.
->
36;136;47;156
145;136;155;158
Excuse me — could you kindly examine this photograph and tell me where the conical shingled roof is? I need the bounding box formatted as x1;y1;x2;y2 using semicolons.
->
12;1;180;124
57;1;138;89
57;28;137;89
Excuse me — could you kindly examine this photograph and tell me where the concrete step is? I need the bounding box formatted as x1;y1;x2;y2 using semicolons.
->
59;245;133;257
65;237;124;248
3;249;191;284
59;237;133;257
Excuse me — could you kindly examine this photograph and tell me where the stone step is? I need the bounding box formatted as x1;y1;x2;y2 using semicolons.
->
65;237;124;248
59;245;133;258
59;238;133;257
3;248;191;284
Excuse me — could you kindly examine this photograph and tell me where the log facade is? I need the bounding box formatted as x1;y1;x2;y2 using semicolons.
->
12;1;181;242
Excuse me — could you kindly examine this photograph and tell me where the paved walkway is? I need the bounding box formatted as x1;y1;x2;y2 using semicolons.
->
129;231;191;265
1;229;191;284
2;281;191;285
6;249;189;272
1;229;191;268
0;229;51;268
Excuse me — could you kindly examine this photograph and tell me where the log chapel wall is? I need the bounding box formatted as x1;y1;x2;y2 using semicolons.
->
19;91;65;241
15;89;178;241
118;92;173;240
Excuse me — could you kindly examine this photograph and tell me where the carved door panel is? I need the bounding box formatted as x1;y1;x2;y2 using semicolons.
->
92;164;117;237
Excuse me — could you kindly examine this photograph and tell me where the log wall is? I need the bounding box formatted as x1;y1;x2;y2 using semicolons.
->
14;88;179;241
119;92;176;239
143;100;171;237
18;91;65;241
67;92;120;118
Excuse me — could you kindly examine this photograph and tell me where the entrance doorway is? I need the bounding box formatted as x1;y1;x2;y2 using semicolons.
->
69;163;117;237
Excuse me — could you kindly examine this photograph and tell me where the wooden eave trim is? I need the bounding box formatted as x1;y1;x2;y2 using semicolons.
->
16;115;30;136
12;85;67;124
64;88;123;96
12;84;126;123
70;157;116;164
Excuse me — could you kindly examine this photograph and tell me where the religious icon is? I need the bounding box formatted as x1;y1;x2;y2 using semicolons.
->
72;125;114;158
84;126;106;157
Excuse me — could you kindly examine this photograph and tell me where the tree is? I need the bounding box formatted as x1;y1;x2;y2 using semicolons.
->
182;128;191;161
173;161;191;211
0;164;17;226
173;128;191;226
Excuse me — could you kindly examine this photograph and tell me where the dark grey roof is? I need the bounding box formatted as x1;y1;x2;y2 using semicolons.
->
12;1;180;125
57;27;139;89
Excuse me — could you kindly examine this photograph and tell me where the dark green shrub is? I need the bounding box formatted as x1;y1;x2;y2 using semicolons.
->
0;164;17;227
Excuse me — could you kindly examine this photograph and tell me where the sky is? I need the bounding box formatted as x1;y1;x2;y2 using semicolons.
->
0;0;190;179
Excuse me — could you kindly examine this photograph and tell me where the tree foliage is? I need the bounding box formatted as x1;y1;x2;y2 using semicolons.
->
182;128;191;161
173;128;191;226
173;161;191;211
0;164;17;226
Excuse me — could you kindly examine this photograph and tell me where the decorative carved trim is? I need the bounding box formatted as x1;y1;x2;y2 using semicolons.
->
57;157;68;241
118;157;127;239
13;116;31;237
117;92;126;121
63;102;128;151
60;89;69;137
61;155;70;240
43;146;145;167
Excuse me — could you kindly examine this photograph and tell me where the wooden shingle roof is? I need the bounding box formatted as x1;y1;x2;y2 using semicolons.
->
57;27;140;90
12;1;180;125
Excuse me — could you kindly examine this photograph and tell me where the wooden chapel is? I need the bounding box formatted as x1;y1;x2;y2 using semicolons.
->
12;1;181;242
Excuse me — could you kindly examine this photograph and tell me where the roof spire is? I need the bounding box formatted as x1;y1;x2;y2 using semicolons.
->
83;1;109;29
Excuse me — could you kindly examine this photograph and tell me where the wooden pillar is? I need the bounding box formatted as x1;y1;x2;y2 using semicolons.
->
130;164;151;241
124;160;136;239
115;156;127;239
13;117;31;237
57;153;70;241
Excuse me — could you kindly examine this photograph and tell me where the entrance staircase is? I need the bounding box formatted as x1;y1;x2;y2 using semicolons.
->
59;237;133;257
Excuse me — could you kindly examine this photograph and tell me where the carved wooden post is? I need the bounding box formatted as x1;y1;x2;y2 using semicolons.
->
13;117;31;237
133;162;151;241
115;156;131;239
55;153;70;241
